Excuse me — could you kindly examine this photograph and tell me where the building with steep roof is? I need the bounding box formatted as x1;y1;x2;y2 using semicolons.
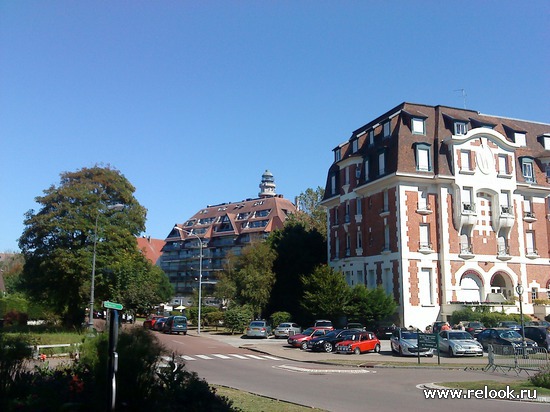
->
136;236;165;265
160;171;296;305
321;102;550;328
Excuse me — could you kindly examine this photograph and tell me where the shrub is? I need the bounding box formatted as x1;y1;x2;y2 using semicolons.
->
223;306;253;334
270;311;292;327
3;310;28;327
529;364;550;389
204;310;224;327
0;334;33;408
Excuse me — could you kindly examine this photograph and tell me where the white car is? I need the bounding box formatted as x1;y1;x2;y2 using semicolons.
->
390;329;434;357
273;322;302;338
438;330;483;357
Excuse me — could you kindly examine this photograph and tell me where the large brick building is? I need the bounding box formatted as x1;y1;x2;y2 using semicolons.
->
321;102;550;328
160;171;296;306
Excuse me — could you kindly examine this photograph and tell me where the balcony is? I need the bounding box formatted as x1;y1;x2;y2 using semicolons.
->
416;202;432;215
526;248;539;259
500;205;513;215
523;211;537;223
418;242;434;254
462;202;476;214
379;207;390;218
458;243;474;259
497;246;511;261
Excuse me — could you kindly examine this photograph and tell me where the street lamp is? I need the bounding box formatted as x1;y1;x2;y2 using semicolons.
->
88;203;125;332
174;226;204;335
516;284;526;350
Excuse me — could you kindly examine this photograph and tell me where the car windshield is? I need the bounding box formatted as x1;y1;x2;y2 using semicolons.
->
448;332;472;340
316;321;332;327
499;330;521;339
250;322;265;327
401;332;418;340
302;328;315;335
173;317;186;324
278;323;291;328
324;331;339;338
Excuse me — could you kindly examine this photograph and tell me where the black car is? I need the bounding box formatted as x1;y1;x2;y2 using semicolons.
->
476;328;537;351
373;323;397;340
307;329;361;352
464;321;485;338
520;326;549;349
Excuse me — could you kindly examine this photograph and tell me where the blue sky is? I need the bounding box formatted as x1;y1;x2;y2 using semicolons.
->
1;1;549;252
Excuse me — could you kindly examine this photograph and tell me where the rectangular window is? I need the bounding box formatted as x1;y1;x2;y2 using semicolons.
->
346;235;351;256
331;175;336;195
525;231;536;255
334;208;339;225
383;121;391;138
345;167;350;185
462;187;474;211
454;122;468;135
378;152;385;175
383;190;389;212
419;224;430;249
335;148;341;162
356;198;362;215
383;268;392;295
369;130;374;146
499;190;510;207
531;288;539;301
460;150;472;171
498;154;509;175
515;132;526;147
417;147;430;171
419;268;433;305
367;270;376;289
384;225;390;251
352;139;358;153
412;118;425;135
522;160;534;182
357;231;362;249
418;191;428;210
364;159;369;180
334;234;339;257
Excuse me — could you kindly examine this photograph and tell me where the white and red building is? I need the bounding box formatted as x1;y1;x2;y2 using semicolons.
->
322;102;550;328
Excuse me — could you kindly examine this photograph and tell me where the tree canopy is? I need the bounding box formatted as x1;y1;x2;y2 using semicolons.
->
345;284;397;326
18;166;172;326
284;186;327;239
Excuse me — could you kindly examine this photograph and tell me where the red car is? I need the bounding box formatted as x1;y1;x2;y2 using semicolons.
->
287;327;329;350
336;331;381;355
143;315;164;329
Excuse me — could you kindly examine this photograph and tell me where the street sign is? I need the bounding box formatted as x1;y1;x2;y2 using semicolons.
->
103;301;123;310
418;333;438;349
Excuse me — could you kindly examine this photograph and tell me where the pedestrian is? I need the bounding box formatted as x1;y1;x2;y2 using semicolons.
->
457;321;465;331
425;325;432;334
441;322;451;331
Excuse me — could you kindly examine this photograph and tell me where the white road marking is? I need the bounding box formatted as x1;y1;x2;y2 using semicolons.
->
275;364;375;374
196;355;213;360
213;354;231;359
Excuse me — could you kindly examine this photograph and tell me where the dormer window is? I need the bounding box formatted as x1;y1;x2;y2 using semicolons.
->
521;157;536;183
378;150;386;176
515;132;526;147
412;118;426;135
335;148;342;162
454;122;468;135
539;134;550;150
414;143;431;171
369;130;374;146
352;138;358;153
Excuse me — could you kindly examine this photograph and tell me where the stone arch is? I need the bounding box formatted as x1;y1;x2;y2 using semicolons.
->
457;270;484;302
489;271;514;301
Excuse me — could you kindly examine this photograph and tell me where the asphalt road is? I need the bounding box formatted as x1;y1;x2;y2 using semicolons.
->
153;330;549;411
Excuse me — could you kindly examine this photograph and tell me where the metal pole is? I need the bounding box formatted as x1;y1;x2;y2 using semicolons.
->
198;238;202;335
89;213;100;331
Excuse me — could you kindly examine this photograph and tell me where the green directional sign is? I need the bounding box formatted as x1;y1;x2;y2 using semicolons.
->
103;301;123;310
418;333;438;349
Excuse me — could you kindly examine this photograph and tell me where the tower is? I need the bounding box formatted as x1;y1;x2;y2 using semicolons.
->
259;170;276;198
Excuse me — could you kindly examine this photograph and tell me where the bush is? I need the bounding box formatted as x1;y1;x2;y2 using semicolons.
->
223;306;253;334
270;311;292;327
529;364;550;389
204;311;224;327
3;327;237;411
0;334;33;406
3;310;28;327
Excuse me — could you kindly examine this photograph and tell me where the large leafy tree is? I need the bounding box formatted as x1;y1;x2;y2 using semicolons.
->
345;284;397;326
18;166;172;326
266;222;325;325
285;186;327;239
227;241;276;319
301;265;350;324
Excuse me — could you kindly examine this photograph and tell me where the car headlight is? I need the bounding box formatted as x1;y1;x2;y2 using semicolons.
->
317;340;324;344
453;343;463;350
402;341;413;348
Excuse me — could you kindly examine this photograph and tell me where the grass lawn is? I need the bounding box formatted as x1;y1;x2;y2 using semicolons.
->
213;385;327;412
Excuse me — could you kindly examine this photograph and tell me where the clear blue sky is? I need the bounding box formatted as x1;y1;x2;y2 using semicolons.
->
1;1;548;252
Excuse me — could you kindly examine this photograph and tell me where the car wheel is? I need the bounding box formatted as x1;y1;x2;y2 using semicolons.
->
323;342;333;353
354;347;361;355
183;331;187;335
398;347;403;356
449;347;455;357
301;341;308;350
374;344;381;353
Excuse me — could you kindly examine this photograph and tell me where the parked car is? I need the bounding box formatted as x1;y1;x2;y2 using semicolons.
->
496;321;521;331
373;322;397;340
476;328;538;351
143;314;164;329
344;322;366;331
153;317;168;331
464;321;485;338
246;320;272;338
438;330;483;357
390;329;434;357
163;315;188;335
314;320;334;330
432;321;447;334
287;327;329;349
336;331;381;355
525;320;550;327
520;326;550;349
273;323;302;339
307;329;361;353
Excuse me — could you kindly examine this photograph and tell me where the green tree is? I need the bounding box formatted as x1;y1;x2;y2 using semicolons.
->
266;222;325;325
223;305;253;334
0;253;24;294
346;285;397;325
230;241;276;318
285;186;327;239
18;166;171;327
301;265;350;323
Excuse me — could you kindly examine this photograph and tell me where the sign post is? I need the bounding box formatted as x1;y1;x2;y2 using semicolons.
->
103;301;123;410
418;332;440;365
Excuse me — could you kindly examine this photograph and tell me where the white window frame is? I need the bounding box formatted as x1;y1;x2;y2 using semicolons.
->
454;122;468;135
460;150;472;171
522;160;535;182
498;154;509;175
419;268;433;305
416;144;430;171
352;139;358;153
383;121;391;138
356;197;362;215
378;152;385;175
335;148;341;162
368;130;374;146
412;118;425;135
515;132;526;147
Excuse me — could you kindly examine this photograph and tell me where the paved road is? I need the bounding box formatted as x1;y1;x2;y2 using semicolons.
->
152;329;549;411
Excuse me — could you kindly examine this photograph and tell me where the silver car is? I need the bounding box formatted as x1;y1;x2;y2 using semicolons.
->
273;322;301;339
438;330;483;357
390;329;434;357
246;320;272;338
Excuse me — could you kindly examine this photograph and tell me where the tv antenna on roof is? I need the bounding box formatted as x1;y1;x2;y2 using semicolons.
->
454;88;467;109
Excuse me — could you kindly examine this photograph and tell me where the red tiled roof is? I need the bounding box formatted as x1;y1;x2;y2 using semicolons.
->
136;236;166;264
